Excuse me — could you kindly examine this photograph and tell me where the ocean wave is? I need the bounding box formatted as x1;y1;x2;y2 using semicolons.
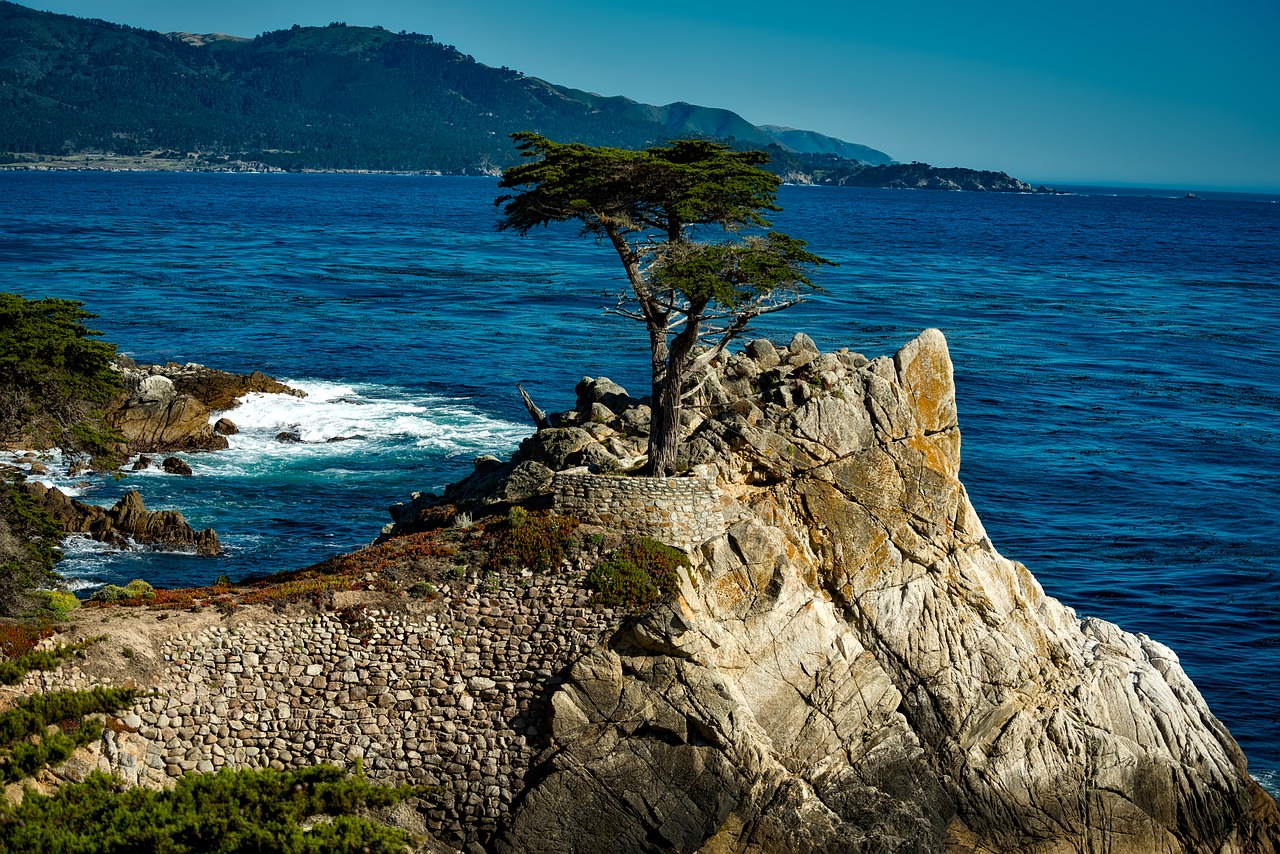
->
1255;769;1280;799
199;378;527;473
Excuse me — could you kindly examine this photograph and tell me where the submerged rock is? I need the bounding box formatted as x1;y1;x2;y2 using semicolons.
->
161;456;192;476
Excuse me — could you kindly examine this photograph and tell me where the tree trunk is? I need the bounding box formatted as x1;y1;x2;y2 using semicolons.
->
647;364;685;477
645;302;705;476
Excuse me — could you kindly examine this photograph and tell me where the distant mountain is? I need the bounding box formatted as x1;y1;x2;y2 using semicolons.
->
0;2;889;173
0;2;1047;191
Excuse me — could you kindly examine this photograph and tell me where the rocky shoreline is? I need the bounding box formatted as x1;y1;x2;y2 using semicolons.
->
1;360;303;564
8;329;1276;852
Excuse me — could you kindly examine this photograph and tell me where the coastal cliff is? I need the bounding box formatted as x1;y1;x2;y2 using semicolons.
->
9;330;1277;852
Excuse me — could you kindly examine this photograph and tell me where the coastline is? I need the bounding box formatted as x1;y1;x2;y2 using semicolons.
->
0;152;451;176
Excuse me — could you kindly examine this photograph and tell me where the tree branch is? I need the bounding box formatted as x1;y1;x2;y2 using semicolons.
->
517;384;551;431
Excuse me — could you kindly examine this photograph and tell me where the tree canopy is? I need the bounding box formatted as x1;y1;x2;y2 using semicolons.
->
0;292;122;462
496;133;831;476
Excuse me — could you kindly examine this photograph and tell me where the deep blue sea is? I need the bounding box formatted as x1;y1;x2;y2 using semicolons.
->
2;172;1277;793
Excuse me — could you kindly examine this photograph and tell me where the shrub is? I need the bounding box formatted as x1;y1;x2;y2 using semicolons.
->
1;718;103;782
0;484;66;616
36;589;80;620
0;686;138;749
483;511;578;573
123;579;155;599
0;764;413;852
587;536;690;608
408;580;437;600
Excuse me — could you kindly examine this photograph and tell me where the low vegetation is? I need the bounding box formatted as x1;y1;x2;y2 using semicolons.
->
482;507;579;574
0;636;100;685
0;764;415;852
587;536;690;608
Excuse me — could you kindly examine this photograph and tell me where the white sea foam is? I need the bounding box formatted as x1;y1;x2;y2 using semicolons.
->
199;378;527;474
1255;769;1280;799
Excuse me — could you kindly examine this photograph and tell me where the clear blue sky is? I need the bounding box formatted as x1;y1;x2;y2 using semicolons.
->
28;0;1280;191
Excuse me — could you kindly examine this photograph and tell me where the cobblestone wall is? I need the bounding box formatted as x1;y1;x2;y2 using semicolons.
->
551;470;725;551
25;570;620;850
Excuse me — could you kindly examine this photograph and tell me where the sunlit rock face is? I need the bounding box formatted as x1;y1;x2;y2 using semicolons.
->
493;329;1280;854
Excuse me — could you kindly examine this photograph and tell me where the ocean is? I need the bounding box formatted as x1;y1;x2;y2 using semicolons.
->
2;171;1277;793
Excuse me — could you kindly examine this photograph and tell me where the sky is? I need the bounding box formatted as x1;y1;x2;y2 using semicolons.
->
27;0;1280;192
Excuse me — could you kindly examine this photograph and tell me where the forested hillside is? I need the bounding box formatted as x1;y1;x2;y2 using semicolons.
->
0;2;892;173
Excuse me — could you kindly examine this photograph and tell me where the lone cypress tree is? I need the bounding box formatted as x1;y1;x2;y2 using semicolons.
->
496;133;831;476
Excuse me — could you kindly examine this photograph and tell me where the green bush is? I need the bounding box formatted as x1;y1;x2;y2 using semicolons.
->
483;511;578;574
587;536;690;608
1;718;103;782
0;686;137;749
123;579;155;600
91;579;155;603
36;590;80;620
0;764;414;852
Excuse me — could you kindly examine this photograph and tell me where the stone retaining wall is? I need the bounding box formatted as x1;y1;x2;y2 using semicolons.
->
551;471;725;551
25;571;620;850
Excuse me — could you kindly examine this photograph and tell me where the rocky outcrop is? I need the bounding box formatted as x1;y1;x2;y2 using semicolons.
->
107;361;302;453
18;482;221;555
20;331;1276;852
394;329;1278;852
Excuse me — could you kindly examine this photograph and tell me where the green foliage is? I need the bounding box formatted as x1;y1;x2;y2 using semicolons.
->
2;718;103;783
34;590;79;620
0;293;119;404
91;579;155;603
0;484;67;617
124;579;155;600
0;765;413;852
483;512;579;573
497;134;782;238
587;536;691;608
0;292;122;464
496;134;832;475
0;687;137;750
0;637;101;686
407;580;436;600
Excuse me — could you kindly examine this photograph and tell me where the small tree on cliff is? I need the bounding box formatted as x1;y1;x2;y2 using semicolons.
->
496;133;831;476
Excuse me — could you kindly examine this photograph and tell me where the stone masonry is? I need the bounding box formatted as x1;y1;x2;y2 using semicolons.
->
551;468;726;552
21;568;621;850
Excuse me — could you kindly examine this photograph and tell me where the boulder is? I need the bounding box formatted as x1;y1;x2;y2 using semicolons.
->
162;457;192;476
745;338;781;369
17;482;220;555
575;376;630;413
107;361;302;453
478;329;1280;853
131;455;152;471
276;432;302;444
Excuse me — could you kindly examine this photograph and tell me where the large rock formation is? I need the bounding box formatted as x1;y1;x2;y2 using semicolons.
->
108;361;302;453
397;329;1278;852
17;331;1276;853
18;482;221;555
